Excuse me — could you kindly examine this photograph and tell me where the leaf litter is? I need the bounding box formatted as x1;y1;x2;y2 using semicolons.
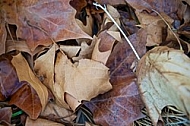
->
0;0;190;125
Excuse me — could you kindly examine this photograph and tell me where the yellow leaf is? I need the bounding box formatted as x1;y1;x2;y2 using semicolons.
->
11;53;49;111
136;46;190;125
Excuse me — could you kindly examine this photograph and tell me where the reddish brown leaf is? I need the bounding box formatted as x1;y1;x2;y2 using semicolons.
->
9;81;42;120
125;0;183;19
1;0;91;51
85;30;146;125
0;55;21;101
0;107;12;124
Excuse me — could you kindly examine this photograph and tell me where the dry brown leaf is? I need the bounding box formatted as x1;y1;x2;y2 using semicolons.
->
34;44;56;89
0;20;6;55
9;82;42;119
137;12;173;46
25;117;64;126
11;53;49;111
0;107;12;124
136;46;190;125
41;102;75;122
95;0;126;5
92;32;115;64
59;45;81;58
72;41;96;62
76;8;93;36
1;0;91;51
35;44;112;109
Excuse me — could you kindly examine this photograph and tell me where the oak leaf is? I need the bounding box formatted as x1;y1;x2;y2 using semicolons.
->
136;46;190;125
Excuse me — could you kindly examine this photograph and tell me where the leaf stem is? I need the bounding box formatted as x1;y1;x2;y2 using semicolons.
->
93;2;140;60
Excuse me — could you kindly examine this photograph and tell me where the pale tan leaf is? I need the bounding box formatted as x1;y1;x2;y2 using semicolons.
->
136;12;173;46
136;46;190;125
107;31;122;42
34;44;56;89
76;8;93;36
41;102;75;122
11;53;49;111
64;59;112;102
92;32;115;64
25;117;64;126
72;41;96;62
60;45;81;58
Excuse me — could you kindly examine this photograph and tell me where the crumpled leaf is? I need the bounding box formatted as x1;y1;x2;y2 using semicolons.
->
9;82;42;120
85;31;146;126
136;46;190;125
11;53;49;111
1;0;91;51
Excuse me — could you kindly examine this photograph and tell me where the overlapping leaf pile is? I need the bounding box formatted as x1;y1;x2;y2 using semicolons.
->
0;0;190;125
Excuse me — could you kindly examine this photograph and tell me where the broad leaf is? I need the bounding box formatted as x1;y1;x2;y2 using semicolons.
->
0;107;12;124
0;55;21;101
1;0;92;51
9;82;42;120
85;31;146;125
136;46;190;125
11;53;49;111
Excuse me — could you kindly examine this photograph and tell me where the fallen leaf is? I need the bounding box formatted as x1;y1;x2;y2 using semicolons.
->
76;8;93;36
136;12;173;46
0;107;12;124
34;44;56;89
136;46;190;125
25;117;64;126
91;31;115;64
9;82;42;120
95;0;126;5
60;45;81;58
11;53;49;111
1;0;92;51
72;41;96;62
85;31;146;126
0;20;6;55
0;54;21;101
70;0;87;13
41;102;75;122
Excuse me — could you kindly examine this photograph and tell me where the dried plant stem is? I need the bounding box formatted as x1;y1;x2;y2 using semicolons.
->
152;9;183;50
93;2;141;60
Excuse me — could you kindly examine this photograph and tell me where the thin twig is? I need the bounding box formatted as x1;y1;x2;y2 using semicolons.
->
93;2;141;60
152;9;183;50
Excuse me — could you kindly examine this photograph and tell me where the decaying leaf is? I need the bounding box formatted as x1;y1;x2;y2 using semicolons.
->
9;82;42;120
11;53;49;111
136;46;190;125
